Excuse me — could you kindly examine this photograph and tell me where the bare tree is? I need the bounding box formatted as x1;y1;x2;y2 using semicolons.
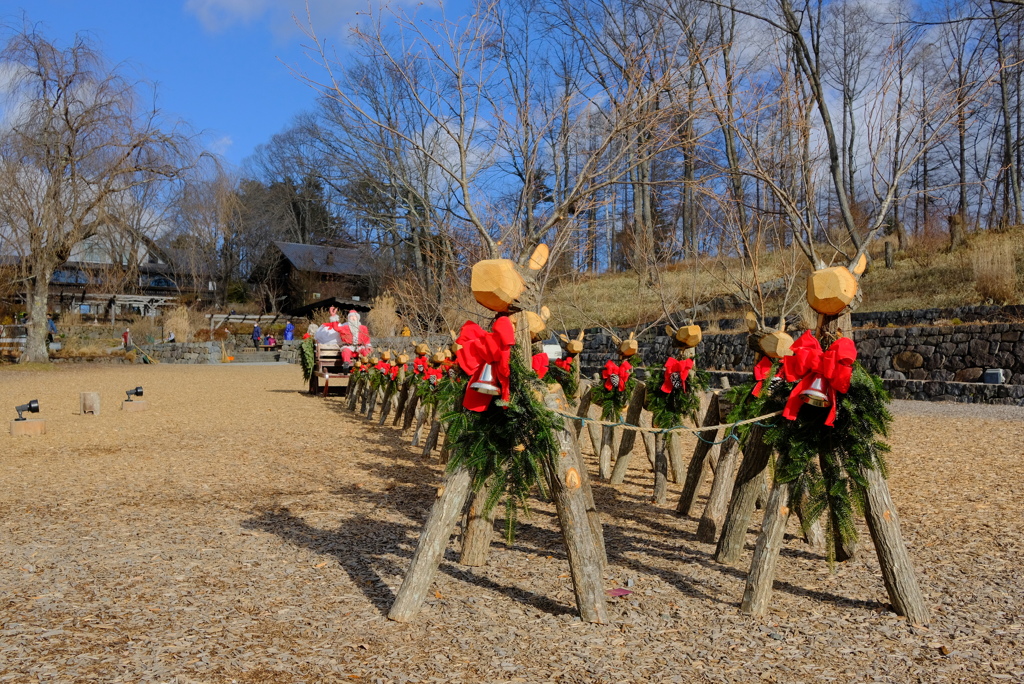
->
0;27;192;362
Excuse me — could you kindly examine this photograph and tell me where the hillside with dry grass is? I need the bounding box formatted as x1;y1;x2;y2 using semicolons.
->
545;229;1024;331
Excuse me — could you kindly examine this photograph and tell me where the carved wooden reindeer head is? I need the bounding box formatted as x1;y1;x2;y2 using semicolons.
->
430;345;449;365
381;349;392;362
414;341;430;357
520;306;551;343
449;330;462;357
665;323;702;350
610;331;639;358
470;244;550;315
807;266;859;316
745;311;794;359
397;352;410;365
558;329;585;356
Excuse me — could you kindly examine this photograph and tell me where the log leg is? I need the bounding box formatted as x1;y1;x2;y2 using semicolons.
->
421;415;442;459
676;393;721;516
574;382;593;440
640;411;656;467
393;379;412;426
366;387;382;420
696;435;741;543
541;386;608;624
652;433;670;505
793;489;826;552
586;410;602;457
388;466;475;622
460;478;496;567
544;384;607;569
599;425;616;480
740;480;792;617
377;387;396;426
402;390;420;432
411;404;429;447
861;465;930;625
360;381;372;414
715;425;772;565
668;429;685;484
346;376;363;410
615;382;647;462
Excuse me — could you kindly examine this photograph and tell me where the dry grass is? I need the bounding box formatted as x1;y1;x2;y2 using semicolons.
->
367;294;401;337
972;247;1018;303
161;306;207;343
546;228;1024;328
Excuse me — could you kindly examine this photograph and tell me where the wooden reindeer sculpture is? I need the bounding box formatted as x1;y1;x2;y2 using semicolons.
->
389;245;608;624
594;332;640;480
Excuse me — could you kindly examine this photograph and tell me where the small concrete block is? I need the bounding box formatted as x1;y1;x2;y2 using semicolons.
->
122;400;150;412
80;392;101;415
10;419;46;436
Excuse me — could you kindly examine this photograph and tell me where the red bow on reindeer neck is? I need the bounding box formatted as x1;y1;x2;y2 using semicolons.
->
554;355;575;372
661;357;694;394
532;352;549;379
752;357;781;397
413;355;428;375
781;331;857;427
423;366;443;386
602;359;632;391
456;316;516;412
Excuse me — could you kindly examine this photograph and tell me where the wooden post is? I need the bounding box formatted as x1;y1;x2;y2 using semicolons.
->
668;429;685;484
695;434;741;543
651;433;670;504
676;393;721;516
861;465;930;625
377;386;396;426
393;377;413;426
365;387;381;420
574;381;593;440
640;411;656;467
459;479;496;567
740;480;792;617
411;404;429;447
715;425;772;565
346;376;363;411
421;416;442;459
388;465;475;622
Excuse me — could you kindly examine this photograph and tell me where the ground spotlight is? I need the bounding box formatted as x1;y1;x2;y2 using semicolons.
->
125;386;144;402
14;400;39;421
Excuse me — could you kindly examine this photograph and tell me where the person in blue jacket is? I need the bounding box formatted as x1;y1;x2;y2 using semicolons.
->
284;320;295;341
251;322;262;349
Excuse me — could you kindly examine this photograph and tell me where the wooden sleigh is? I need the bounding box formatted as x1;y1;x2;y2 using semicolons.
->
308;343;350;396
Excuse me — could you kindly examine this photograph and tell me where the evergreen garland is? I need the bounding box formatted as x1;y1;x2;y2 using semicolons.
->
443;352;563;543
299;338;316;381
645;362;709;430
756;362;892;564
723;360;782;445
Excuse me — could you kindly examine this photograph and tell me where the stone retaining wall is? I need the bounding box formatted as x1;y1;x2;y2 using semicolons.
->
137;342;221;364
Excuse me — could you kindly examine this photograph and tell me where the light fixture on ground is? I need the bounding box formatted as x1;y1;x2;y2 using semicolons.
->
125;387;144;402
14;399;39;421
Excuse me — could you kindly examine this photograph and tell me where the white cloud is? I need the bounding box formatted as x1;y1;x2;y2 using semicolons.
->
184;0;380;39
184;0;273;33
208;134;234;156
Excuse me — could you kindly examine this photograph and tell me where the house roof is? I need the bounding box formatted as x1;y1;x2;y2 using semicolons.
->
274;242;371;277
284;296;372;318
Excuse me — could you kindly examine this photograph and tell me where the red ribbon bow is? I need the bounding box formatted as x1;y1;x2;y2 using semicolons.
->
456;317;516;411
423;366;443;385
752;356;781;397
532;352;549;379
413;355;428;375
661;357;694;394
388;363;405;380
374;360;389;373
554;355;575;372
781;331;857;427
602;359;632;391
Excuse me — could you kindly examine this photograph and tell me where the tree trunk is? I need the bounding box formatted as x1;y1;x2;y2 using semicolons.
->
885;240;895;269
696;435;741;543
948;213;967;251
459;479;496;567
715;425;772;565
652;433;670;505
21;270;52;364
740;480;792;617
861;464;930;625
388;465;475;622
676;393;721;517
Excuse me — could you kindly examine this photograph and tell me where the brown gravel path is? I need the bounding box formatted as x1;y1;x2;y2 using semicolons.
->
1;364;1021;683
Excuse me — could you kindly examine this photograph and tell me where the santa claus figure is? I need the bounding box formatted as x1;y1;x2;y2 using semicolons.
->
315;306;373;366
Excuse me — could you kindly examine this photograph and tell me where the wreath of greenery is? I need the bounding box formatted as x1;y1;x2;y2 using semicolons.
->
443;352;563;543
724;357;892;564
590;358;640;420
546;357;579;399
644;360;710;431
299;338;316;381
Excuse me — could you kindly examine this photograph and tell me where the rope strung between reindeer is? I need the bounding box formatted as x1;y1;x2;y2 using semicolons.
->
553;409;784;436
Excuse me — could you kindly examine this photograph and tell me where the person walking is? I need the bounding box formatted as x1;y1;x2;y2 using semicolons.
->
46;314;58;344
122;328;132;349
251;322;262;349
284;320;295;341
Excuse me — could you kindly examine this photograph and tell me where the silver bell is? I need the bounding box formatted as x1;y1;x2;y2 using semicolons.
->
800;375;830;408
470;363;501;396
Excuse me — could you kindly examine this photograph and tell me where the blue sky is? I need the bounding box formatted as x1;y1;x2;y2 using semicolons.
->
0;0;391;167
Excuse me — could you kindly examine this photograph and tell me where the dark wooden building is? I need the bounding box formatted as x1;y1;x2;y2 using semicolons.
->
251;242;372;313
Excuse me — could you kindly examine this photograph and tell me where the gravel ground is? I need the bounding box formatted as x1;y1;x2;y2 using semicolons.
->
1;363;1022;683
